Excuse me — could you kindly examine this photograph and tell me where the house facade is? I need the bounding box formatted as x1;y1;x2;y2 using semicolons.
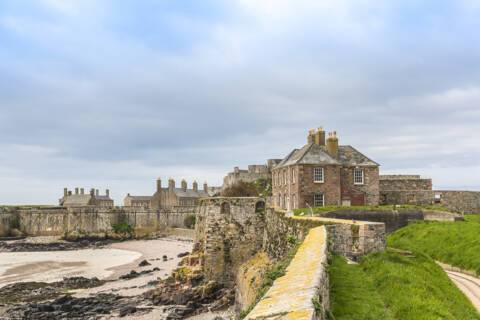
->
272;128;380;210
59;188;114;208
123;194;153;208
150;178;210;209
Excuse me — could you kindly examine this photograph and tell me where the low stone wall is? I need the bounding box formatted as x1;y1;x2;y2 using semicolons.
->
263;209;386;260
0;207;196;237
245;226;329;320
380;190;480;214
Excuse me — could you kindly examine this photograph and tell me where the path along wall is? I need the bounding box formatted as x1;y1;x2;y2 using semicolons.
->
0;206;196;237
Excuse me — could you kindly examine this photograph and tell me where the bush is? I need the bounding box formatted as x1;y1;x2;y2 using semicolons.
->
184;214;196;229
112;222;134;236
221;181;259;197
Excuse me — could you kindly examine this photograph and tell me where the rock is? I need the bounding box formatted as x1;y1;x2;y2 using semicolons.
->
177;252;189;258
119;306;137;317
139;259;151;267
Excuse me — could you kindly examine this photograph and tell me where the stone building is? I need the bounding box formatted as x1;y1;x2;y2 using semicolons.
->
59;188;114;208
123;194;152;208
150;178;210;209
272;128;380;210
222;159;281;189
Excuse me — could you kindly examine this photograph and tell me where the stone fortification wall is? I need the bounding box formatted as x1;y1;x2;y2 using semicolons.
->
194;197;266;285
245;226;329;320
380;190;480;214
0;207;196;237
379;175;432;191
263;209;385;260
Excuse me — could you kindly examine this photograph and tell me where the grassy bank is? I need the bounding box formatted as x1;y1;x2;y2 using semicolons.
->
388;214;480;274
293;204;454;216
330;252;480;320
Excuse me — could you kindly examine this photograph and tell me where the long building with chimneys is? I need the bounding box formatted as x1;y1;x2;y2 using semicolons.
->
272;127;380;210
150;178;210;209
59;187;114;208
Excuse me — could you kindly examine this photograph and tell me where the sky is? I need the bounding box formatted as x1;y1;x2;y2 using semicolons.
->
0;0;479;204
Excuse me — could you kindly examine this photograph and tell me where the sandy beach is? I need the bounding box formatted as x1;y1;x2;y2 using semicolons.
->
0;237;192;295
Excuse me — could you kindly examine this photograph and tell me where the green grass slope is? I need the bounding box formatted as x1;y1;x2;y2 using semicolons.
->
330;252;480;320
388;215;480;274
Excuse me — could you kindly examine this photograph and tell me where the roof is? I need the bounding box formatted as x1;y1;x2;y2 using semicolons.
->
275;143;378;169
62;194;92;206
95;195;113;201
125;195;152;201
173;188;209;198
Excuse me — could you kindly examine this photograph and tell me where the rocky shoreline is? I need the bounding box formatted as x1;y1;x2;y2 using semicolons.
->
0;237;233;319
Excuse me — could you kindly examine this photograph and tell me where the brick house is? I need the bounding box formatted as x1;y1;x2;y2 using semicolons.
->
150;178;210;209
272;128;380;210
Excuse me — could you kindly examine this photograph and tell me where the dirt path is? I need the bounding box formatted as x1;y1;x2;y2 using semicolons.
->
439;263;480;312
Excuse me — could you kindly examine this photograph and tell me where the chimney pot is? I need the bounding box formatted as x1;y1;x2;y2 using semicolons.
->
203;182;208;192
156;178;162;192
193;181;198;192
64;188;68;197
75;187;79;195
181;179;187;191
80;188;84;195
326;131;339;158
106;189;110;197
95;189;99;196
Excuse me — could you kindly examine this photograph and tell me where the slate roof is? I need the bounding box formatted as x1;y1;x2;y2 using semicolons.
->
275;143;378;169
95;195;113;201
61;194;92;207
173;188;209;198
126;195;152;201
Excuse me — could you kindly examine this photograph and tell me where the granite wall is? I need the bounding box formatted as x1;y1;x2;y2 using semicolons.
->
0;206;196;237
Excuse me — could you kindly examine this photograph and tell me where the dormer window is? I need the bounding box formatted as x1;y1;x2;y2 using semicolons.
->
313;167;324;183
354;168;364;185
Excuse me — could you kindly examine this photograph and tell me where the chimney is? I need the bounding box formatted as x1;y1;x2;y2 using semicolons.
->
181;179;187;191
68;190;72;196
314;127;326;146
156;178;162;192
106;189;110;197
95;189;99;196
193;181;198;192
307;129;316;144
168;178;175;191
80;188;84;195
326;131;339;158
75;187;79;195
203;182;208;192
64;188;68;197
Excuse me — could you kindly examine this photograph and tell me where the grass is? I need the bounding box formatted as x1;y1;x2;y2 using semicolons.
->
293;204;456;216
330;252;480;320
329;255;394;320
388;214;480;274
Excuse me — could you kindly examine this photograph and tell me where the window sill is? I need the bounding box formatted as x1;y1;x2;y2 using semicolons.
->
353;183;364;185
313;181;325;184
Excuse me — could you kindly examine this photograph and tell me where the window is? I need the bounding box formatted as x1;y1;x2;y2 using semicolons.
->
313;167;324;183
283;194;287;209
292;194;297;209
354;169;364;185
314;193;324;207
292;168;296;184
284;170;287;185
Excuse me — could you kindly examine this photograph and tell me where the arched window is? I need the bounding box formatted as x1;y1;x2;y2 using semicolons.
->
221;202;230;214
255;201;265;213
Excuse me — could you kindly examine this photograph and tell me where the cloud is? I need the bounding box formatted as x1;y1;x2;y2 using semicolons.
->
0;0;479;204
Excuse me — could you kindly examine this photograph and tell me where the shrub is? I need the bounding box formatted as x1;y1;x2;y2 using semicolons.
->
112;222;134;236
184;214;196;229
221;181;259;197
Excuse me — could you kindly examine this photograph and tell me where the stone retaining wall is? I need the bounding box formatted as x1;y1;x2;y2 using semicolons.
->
380;190;480;214
0;207;196;237
245;226;329;320
263;209;386;260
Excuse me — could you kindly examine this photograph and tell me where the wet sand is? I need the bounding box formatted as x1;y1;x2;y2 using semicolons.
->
0;238;192;293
